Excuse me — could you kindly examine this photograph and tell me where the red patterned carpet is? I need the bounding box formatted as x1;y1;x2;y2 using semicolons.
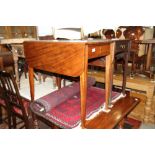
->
0;117;141;129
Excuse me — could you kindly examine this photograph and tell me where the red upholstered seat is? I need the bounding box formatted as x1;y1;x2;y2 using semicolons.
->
13;98;30;116
0;70;31;128
30;86;120;128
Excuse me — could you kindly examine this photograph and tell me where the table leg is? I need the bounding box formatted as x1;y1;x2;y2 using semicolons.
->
146;43;152;71
56;77;62;90
28;67;35;101
105;42;114;110
80;72;87;128
0;57;3;70
122;50;128;95
13;53;20;88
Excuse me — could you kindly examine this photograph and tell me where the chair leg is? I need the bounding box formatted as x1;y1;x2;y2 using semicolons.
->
7;111;12;129
24;119;29;129
32;113;39;129
12;115;17;129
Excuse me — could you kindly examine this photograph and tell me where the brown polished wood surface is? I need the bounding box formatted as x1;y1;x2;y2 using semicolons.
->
24;41;86;77
85;93;139;129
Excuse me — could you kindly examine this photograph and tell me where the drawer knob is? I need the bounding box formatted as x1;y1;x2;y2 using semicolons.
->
120;45;126;49
92;48;96;52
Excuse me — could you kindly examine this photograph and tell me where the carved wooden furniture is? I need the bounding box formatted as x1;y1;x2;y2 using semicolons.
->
0;26;37;39
139;39;155;79
88;40;130;96
24;40;139;129
88;71;155;124
0;70;31;128
1;38;36;88
0;52;14;71
115;27;146;75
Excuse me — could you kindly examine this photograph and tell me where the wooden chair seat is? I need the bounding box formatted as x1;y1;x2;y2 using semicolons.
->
30;79;121;128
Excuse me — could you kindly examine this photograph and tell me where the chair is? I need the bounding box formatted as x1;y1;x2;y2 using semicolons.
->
0;70;31;129
0;51;14;72
0;77;12;128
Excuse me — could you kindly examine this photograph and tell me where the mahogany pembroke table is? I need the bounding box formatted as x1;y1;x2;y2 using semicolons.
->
24;40;140;129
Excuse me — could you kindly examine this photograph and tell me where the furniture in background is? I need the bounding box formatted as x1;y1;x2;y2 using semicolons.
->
54;27;84;40
91;26;154;77
0;70;32;128
0;50;14;128
88;71;155;124
1;38;37;88
88;39;130;96
139;39;155;79
24;40;139;129
0;51;14;72
0;26;37;39
0;75;12;128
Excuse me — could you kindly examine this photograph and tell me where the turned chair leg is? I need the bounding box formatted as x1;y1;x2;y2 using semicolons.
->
7;111;12;129
12;115;17;129
32;113;39;129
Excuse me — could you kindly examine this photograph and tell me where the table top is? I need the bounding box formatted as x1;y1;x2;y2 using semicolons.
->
141;39;155;44
24;38;128;43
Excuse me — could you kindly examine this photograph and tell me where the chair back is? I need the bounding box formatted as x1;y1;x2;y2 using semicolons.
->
0;75;7;101
0;70;29;128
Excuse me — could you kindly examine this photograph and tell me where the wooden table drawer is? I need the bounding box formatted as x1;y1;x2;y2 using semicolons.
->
100;44;110;56
88;45;101;59
115;41;129;52
88;44;110;59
